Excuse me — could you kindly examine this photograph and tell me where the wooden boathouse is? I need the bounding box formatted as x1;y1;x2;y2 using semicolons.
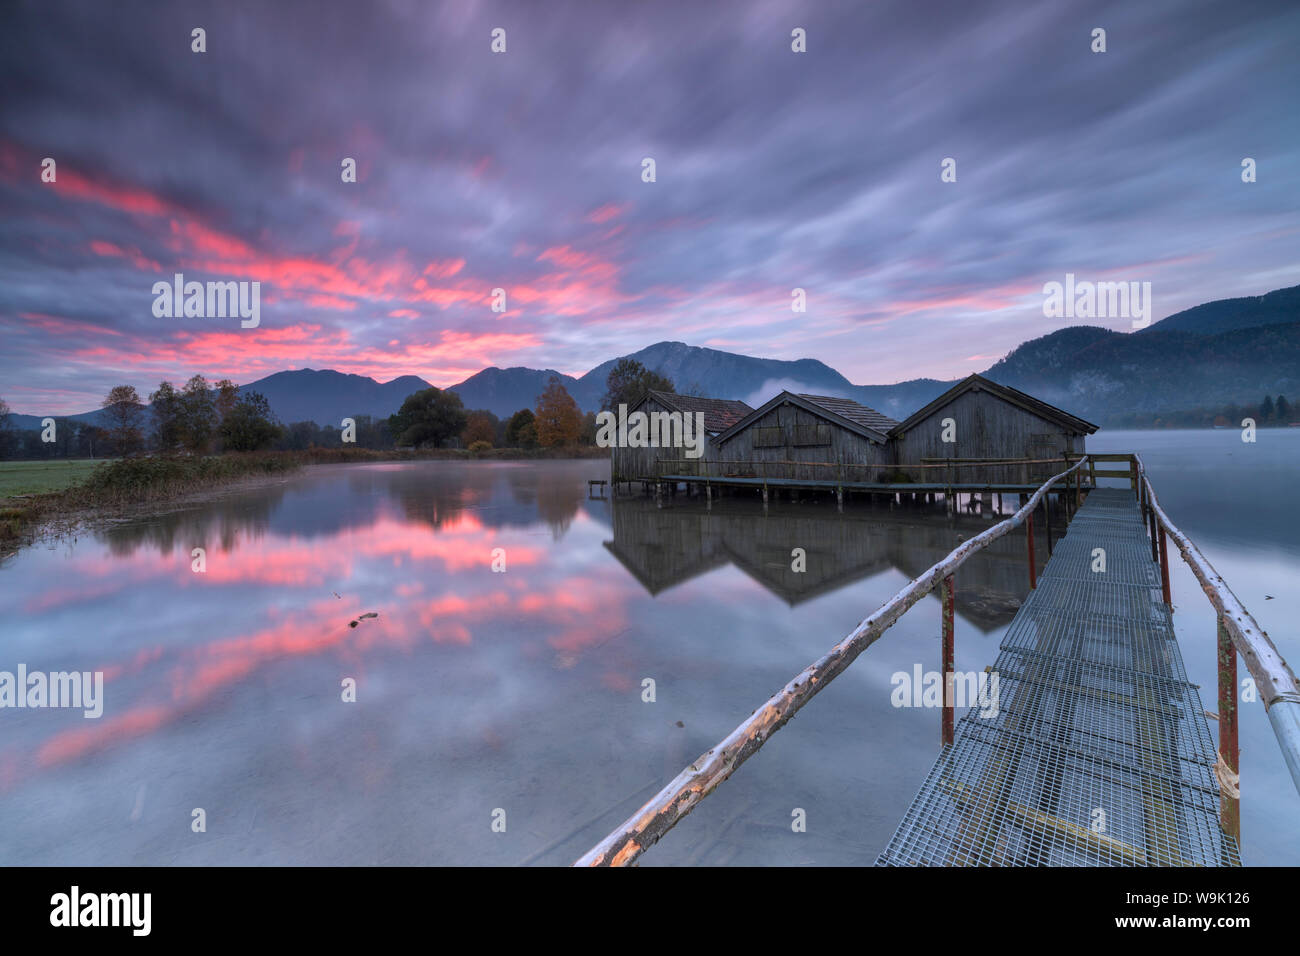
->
609;390;752;484
888;374;1098;485
709;391;899;482
615;377;1099;504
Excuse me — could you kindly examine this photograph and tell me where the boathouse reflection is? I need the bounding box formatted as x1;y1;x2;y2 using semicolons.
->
604;495;1034;631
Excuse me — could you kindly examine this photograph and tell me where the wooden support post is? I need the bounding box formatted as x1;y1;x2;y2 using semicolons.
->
1159;526;1171;607
1217;615;1241;845
836;486;843;513
1026;511;1037;589
942;574;955;747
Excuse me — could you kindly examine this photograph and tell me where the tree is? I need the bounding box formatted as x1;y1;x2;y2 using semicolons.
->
179;375;218;453
388;386;468;448
80;424;107;458
535;376;582;448
149;381;184;452
1259;395;1275;423
580;410;598;446
601;358;674;411
101;385;146;456
218;391;282;451
0;396;13;459
505;408;538;448
462;410;497;448
1276;395;1291;424
214;379;239;423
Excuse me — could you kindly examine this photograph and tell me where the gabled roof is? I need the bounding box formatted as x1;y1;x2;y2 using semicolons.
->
630;389;753;434
888;373;1099;437
715;390;898;445
796;393;900;434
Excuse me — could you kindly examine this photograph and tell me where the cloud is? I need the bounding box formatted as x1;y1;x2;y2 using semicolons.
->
741;378;852;409
2;0;1298;413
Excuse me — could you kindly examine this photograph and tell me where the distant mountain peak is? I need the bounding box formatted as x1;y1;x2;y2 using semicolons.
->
9;284;1295;429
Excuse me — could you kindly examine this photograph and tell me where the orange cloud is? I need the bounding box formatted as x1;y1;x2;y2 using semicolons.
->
585;203;629;224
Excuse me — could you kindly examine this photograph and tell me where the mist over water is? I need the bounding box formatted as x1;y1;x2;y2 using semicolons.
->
1;437;1294;865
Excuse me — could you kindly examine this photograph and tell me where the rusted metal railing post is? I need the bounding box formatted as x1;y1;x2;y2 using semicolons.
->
942;574;955;747
1137;455;1300;810
1159;526;1171;607
1217;615;1241;844
1026;511;1037;589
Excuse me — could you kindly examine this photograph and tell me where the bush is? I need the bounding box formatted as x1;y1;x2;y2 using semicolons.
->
468;440;492;454
68;453;298;506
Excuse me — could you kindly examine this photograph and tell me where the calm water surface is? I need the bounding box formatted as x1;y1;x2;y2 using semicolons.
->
1;433;1296;866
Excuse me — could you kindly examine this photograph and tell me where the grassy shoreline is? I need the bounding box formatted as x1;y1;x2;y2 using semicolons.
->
0;446;607;555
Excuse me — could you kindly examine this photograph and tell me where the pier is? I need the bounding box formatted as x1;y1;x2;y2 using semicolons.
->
575;455;1300;867
877;486;1235;865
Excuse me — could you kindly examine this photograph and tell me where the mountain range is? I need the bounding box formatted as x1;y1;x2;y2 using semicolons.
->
9;284;1298;430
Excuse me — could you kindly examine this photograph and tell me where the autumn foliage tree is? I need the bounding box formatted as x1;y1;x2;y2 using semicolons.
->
534;376;582;448
461;410;497;448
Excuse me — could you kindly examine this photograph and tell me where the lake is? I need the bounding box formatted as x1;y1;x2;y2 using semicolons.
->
1;431;1295;866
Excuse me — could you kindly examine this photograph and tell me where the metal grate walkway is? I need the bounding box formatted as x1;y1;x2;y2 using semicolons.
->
878;488;1241;866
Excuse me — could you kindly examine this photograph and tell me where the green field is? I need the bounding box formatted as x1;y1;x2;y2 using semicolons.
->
0;459;111;496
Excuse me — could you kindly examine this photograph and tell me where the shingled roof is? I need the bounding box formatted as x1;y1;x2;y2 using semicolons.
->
635;390;754;434
887;374;1098;436
796;393;900;434
714;390;898;445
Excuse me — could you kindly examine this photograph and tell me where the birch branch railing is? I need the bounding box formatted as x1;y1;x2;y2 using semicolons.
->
573;455;1091;867
1134;455;1300;813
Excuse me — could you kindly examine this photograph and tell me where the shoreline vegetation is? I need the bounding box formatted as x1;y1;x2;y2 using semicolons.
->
0;358;669;555
0;445;607;556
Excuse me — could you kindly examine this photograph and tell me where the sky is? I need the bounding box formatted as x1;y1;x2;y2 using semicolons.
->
1;0;1298;416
